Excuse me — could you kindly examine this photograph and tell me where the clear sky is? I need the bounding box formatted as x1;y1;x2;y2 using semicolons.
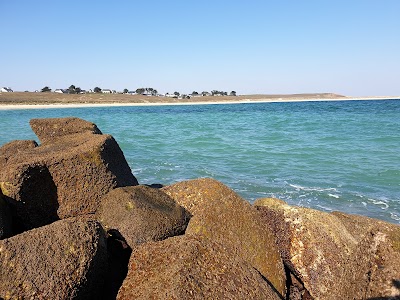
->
1;0;400;96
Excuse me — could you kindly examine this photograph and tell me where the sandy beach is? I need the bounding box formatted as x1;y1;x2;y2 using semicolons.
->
0;92;399;110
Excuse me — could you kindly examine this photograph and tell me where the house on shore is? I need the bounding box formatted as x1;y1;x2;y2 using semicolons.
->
1;87;13;92
102;89;112;94
54;89;68;94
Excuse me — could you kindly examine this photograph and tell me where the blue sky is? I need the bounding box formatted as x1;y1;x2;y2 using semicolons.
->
1;1;400;96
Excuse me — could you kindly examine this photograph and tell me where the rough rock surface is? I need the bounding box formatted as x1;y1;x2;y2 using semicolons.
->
255;198;400;300
0;118;138;230
0;140;38;167
162;178;286;297
29;117;102;144
0;217;108;299
117;235;282;300
97;185;190;248
0;190;12;239
332;211;400;299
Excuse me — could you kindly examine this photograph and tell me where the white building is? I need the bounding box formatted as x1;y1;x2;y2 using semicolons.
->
102;89;112;94
1;87;13;92
54;89;68;93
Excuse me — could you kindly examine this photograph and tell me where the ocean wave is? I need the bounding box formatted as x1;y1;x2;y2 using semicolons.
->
316;204;333;211
368;199;389;210
390;212;400;222
328;194;340;199
289;184;338;193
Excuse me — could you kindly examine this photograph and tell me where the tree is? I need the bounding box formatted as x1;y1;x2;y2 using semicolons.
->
94;87;102;93
75;87;82;94
191;91;199;96
136;88;145;95
174;91;180;97
152;89;158;96
230;91;237;96
68;85;76;94
41;86;51;92
123;88;129;94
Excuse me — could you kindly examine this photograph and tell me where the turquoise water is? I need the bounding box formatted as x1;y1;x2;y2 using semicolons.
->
0;100;399;224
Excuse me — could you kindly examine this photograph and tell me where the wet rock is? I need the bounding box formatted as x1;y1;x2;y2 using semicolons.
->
0;118;138;230
97;185;190;248
0;217;108;299
30;117;102;144
255;198;400;300
162;178;286;297
117;235;282;300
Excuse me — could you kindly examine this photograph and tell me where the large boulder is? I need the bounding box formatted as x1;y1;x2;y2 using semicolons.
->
117;235;282;300
29;117;102;144
332;211;400;299
255;198;400;300
162;178;286;297
0;217;108;299
0;117;138;230
97;185;190;248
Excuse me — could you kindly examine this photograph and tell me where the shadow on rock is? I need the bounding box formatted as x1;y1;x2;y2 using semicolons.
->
104;229;132;299
5;165;59;234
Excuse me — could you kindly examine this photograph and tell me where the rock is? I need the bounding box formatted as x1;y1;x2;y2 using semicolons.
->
255;199;363;300
0;190;12;239
0;217;108;299
255;198;400;300
0;118;138;230
0;140;38;167
162;178;286;297
332;211;400;299
117;235;282;300
29;117;102;144
97;185;190;248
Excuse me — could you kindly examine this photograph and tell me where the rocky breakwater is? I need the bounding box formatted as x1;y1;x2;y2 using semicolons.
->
0;117;399;299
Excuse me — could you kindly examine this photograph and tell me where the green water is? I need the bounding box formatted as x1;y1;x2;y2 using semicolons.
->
0;100;399;223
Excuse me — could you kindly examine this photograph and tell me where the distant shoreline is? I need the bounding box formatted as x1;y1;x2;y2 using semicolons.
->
0;92;399;110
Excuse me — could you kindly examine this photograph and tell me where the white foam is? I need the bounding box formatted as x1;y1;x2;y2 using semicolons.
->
369;199;389;210
328;194;340;199
316;204;333;211
390;213;400;221
289;184;337;193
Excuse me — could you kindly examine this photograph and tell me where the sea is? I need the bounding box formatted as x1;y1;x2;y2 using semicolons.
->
0;99;399;224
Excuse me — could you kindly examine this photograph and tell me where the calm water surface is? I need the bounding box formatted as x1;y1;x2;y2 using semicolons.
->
0;100;399;223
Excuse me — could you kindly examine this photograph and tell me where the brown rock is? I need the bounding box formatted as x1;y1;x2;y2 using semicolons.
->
256;199;363;299
117;235;282;300
0;118;138;230
162;178;286;297
0;140;38;167
97;185;190;248
29;117;102;144
0;217;107;299
255;198;400;300
332;211;400;299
